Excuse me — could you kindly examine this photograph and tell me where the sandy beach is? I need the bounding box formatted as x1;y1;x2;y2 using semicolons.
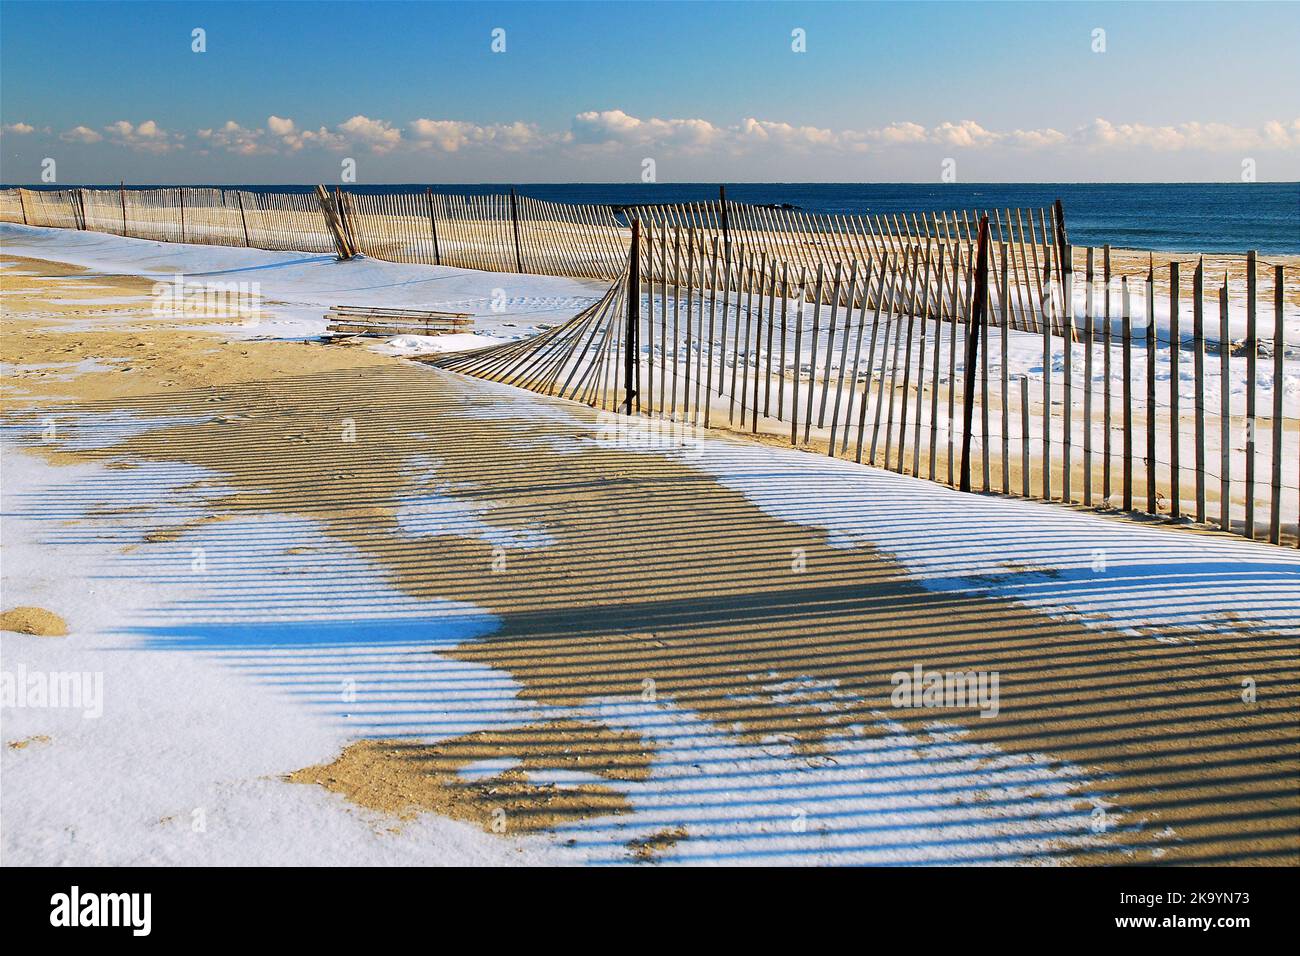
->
3;234;1297;865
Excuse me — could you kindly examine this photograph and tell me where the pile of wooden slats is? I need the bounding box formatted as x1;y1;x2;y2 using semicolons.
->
324;304;475;339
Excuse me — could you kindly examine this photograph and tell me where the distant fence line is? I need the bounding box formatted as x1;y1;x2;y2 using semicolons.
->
434;219;1299;549
2;185;1080;329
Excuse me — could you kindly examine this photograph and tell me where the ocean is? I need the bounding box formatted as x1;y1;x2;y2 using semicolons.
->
9;182;1298;255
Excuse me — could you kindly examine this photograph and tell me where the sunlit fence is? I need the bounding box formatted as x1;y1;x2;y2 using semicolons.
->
6;184;1294;544
433;220;1298;548
4;185;1072;321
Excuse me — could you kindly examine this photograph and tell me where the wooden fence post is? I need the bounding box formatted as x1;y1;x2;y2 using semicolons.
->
1103;243;1113;501
1062;243;1073;503
333;187;349;255
1193;258;1206;523
1021;375;1031;498
509;187;524;273
314;185;350;259
1053;198;1069;297
425;188;441;265
236;190;250;247
119;181;128;236
624;219;640;414
719;185;731;268
1219;276;1231;533
959;215;990;493
1083;245;1094;506
1270;265;1285;544
1245;251;1257;538
1146;262;1158;515
1169;260;1181;521
1122;276;1134;511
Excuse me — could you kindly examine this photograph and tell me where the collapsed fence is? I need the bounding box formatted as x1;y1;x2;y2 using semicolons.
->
434;219;1299;549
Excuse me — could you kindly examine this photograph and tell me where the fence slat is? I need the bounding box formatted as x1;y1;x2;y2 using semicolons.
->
1219;277;1232;533
1169;261;1181;521
1193;258;1207;523
1245;251;1257;538
1270;265;1285;544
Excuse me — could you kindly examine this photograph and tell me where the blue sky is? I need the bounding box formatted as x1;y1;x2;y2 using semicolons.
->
2;1;1298;183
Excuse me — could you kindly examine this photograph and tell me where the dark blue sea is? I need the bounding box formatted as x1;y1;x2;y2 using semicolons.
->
11;182;1299;255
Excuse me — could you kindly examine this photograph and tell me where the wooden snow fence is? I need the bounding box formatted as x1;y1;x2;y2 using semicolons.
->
2;185;1068;322
6;184;1295;545
430;220;1299;548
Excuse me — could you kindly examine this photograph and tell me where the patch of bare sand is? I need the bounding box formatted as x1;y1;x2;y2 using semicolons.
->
4;253;1297;863
287;719;651;833
0;606;69;637
628;826;689;862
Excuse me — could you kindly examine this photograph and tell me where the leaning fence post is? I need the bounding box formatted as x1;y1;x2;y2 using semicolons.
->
425;188;441;265
959;215;990;493
1053;198;1069;295
509;187;524;273
334;187;360;257
314;185;349;259
119;181;128;236
236;190;250;247
624;218;640;414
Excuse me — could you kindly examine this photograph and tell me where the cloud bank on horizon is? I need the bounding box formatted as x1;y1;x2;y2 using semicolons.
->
5;110;1300;184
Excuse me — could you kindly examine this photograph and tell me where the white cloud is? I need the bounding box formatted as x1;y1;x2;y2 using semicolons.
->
60;125;103;144
337;114;402;153
409;118;543;153
1073;117;1300;152
929;120;999;148
562;110;1300;157
103;119;182;153
738;118;838;151
197;120;270;156
570;109;723;152
16;112;1299;167
870;122;929;146
193;115;349;154
563;111;1081;156
1006;127;1068;149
